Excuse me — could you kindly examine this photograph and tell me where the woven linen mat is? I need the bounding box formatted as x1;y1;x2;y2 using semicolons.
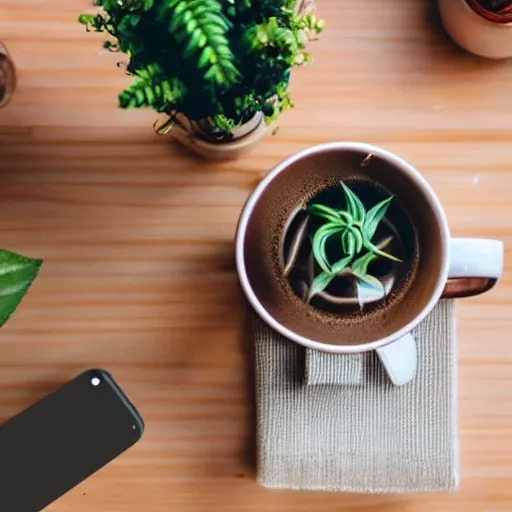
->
253;300;459;493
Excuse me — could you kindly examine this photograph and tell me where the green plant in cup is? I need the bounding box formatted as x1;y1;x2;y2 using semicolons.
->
308;182;401;303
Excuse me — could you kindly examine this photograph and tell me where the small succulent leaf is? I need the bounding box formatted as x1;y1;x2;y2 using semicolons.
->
0;250;42;328
341;182;366;224
349;226;363;254
312;231;330;274
308;204;346;225
308;272;335;301
331;255;353;274
320;224;345;269
363;196;393;241
341;229;348;254
345;230;356;257
319;232;333;273
335;209;353;224
351;251;378;276
352;271;384;292
312;224;341;273
363;239;402;262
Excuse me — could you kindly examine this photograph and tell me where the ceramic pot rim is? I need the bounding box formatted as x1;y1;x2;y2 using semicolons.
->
465;0;512;24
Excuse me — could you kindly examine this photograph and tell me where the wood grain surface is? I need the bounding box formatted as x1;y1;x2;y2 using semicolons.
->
1;0;511;510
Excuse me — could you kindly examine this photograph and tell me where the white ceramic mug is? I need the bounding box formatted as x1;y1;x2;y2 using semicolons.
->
235;143;503;385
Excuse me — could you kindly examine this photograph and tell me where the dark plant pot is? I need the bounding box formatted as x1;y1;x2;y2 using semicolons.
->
439;0;512;58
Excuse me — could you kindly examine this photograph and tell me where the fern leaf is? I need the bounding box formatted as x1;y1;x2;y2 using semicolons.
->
165;0;239;87
119;64;185;111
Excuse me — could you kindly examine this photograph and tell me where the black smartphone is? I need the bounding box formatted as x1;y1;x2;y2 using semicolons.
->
0;369;144;512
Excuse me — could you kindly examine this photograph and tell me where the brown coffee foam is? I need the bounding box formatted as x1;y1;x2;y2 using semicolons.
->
244;147;444;346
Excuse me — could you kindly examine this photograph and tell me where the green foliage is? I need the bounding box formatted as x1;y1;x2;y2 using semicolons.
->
307;182;400;301
79;0;324;136
118;63;185;111
210;114;235;133
0;250;42;328
165;0;239;86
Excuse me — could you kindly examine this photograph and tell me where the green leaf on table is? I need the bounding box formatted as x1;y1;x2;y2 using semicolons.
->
0;250;42;328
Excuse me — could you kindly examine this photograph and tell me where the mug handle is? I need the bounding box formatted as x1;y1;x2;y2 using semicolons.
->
376;334;417;386
377;238;503;386
442;238;504;298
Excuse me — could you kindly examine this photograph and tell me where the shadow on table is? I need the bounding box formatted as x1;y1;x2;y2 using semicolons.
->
240;308;258;474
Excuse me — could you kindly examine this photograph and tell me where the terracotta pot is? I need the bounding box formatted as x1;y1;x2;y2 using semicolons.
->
439;0;512;59
168;112;274;161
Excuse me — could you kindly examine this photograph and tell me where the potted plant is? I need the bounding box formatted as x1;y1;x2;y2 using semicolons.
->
283;181;403;310
284;181;404;312
438;0;512;58
0;42;16;109
0;250;41;328
78;0;324;159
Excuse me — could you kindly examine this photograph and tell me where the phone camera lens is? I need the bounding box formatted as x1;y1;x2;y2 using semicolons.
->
90;376;101;387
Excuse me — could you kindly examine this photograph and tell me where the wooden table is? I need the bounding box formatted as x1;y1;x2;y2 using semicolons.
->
1;0;511;510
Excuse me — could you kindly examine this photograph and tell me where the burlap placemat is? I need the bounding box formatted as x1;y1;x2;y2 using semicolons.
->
253;300;459;493
305;351;365;385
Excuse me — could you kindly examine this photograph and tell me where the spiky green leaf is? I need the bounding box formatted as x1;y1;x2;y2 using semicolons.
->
352;271;383;293
341;182;366;224
363;196;393;241
331;255;353;275
342;230;356;257
312;223;342;273
363;239;402;262
351;251;377;276
308;272;335;301
349;226;363;254
308;204;349;225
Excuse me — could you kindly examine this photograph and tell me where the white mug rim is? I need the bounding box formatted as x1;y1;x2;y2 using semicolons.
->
235;142;451;354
